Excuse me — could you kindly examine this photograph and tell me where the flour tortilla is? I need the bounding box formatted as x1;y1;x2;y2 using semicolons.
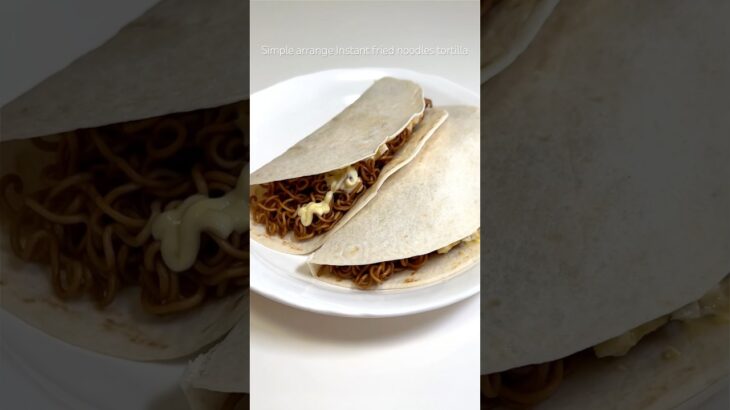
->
250;77;425;185
543;318;729;410
481;0;730;379
309;106;480;289
0;0;249;360
481;0;560;83
0;0;248;141
250;106;448;255
182;303;249;410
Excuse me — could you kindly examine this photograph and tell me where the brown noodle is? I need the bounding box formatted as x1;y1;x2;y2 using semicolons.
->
326;253;431;289
481;350;595;409
0;102;249;315
250;98;433;240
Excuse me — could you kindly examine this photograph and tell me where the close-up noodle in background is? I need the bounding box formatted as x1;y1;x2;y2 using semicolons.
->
0;102;249;315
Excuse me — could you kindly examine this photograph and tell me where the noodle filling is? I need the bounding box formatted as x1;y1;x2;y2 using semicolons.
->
251;98;433;240
323;229;480;289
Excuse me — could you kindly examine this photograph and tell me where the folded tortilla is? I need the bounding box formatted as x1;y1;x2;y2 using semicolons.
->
481;0;730;406
481;0;560;83
182;301;249;410
309;105;480;289
543;316;728;410
0;0;249;361
250;78;448;255
1;0;248;141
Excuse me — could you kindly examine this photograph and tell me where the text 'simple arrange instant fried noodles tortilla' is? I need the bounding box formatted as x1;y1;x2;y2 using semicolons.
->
0;0;249;362
309;106;480;290
250;77;448;255
481;0;730;407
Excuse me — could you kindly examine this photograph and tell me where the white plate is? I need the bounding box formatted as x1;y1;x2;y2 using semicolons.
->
250;67;480;317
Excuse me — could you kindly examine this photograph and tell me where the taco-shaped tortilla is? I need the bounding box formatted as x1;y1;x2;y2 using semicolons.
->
482;279;729;409
481;0;560;82
0;0;248;361
308;106;479;289
250;78;448;255
182;306;249;410
481;0;730;406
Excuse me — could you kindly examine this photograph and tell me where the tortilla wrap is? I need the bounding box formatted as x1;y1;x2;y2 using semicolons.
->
481;0;730;391
250;77;424;184
1;0;248;141
250;101;448;255
481;0;560;83
0;0;249;361
182;303;249;410
309;105;480;289
544;317;729;410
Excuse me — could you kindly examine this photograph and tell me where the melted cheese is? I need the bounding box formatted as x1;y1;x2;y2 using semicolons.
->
151;165;249;272
297;166;361;227
325;166;361;193
297;191;333;227
437;230;481;254
593;316;669;358
593;276;729;358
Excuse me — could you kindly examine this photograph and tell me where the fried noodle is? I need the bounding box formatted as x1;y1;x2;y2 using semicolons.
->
250;99;432;240
326;253;431;289
0;102;249;315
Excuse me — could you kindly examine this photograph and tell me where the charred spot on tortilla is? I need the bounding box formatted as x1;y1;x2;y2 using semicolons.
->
102;317;168;349
0;102;249;316
46;298;71;313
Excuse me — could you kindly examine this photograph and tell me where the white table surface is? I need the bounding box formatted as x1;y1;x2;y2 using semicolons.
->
249;1;481;409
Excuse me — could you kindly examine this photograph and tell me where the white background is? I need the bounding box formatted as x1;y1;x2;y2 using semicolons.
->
250;1;480;409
